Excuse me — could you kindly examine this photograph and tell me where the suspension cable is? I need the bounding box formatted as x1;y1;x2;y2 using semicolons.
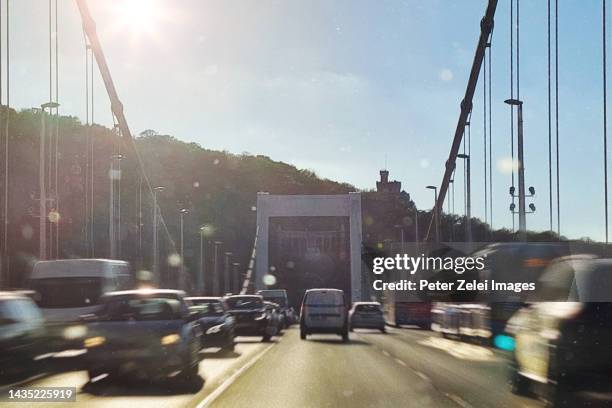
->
604;0;609;244
0;0;4;286
89;44;95;255
483;47;488;226
548;0;553;232
555;0;560;236
510;0;515;231
83;37;88;253
463;128;467;218
4;0;9;279
488;30;494;231
54;0;59;258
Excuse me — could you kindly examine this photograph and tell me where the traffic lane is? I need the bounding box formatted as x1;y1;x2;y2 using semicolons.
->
208;327;456;408
356;327;543;408
0;339;272;408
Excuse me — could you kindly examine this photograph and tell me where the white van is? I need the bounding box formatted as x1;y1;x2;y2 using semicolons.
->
300;288;349;342
30;259;132;349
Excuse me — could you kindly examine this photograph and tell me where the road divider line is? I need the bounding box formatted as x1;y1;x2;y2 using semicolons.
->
446;393;472;408
382;350;390;357
414;371;430;382
394;358;407;367
196;343;275;408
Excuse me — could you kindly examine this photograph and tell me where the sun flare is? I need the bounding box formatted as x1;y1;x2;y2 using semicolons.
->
115;0;160;37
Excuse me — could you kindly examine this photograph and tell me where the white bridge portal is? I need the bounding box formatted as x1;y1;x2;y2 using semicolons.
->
255;192;363;302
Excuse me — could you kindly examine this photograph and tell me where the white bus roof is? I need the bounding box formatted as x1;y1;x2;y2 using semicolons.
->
31;259;129;279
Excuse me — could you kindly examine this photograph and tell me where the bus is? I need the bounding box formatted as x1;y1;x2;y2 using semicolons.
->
29;259;132;349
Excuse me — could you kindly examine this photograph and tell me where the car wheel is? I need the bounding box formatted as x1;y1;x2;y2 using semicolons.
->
380;327;386;333
262;334;271;342
225;341;235;352
183;361;199;378
510;370;530;396
341;329;349;343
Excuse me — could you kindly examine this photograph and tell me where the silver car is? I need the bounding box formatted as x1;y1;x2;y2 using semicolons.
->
349;302;386;333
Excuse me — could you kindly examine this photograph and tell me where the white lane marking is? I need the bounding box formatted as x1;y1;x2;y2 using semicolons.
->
419;337;496;362
394;358;407;367
382;350;390;357
446;393;472;408
415;371;430;382
196;343;275;408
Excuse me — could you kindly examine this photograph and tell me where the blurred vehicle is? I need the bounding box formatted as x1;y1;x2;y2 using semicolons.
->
384;298;432;329
257;289;290;328
186;297;235;352
508;256;612;406
0;291;45;378
430;242;572;344
29;259;132;350
300;288;348;342
225;295;274;342
434;303;490;342
349;302;385;333
286;307;299;325
264;301;283;335
83;289;201;383
433;303;461;338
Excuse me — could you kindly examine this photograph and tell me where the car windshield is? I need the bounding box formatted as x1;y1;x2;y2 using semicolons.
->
226;297;263;310
0;299;42;323
31;277;103;308
355;304;381;313
262;296;287;307
306;292;344;306
101;297;182;321
195;302;225;315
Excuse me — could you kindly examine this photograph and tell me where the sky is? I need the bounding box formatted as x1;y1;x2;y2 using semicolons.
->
4;0;611;241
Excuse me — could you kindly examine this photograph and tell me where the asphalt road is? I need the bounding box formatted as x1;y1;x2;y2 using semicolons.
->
207;327;541;408
1;328;543;408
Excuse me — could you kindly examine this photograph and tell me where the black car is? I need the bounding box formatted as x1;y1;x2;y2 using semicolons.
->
224;295;274;342
82;289;202;383
186;297;235;352
0;292;46;378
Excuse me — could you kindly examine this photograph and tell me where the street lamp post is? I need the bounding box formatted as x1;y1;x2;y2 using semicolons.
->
109;154;123;259
179;208;189;290
394;225;405;253
457;154;472;242
505;98;527;237
232;262;240;294
224;252;233;294
152;186;165;283
198;226;206;295
426;186;439;244
39;102;60;260
448;179;454;241
213;241;222;295
414;207;419;252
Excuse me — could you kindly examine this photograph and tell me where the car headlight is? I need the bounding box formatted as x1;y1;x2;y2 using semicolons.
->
161;333;181;346
84;336;105;348
63;325;88;340
206;324;224;335
254;313;267;321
